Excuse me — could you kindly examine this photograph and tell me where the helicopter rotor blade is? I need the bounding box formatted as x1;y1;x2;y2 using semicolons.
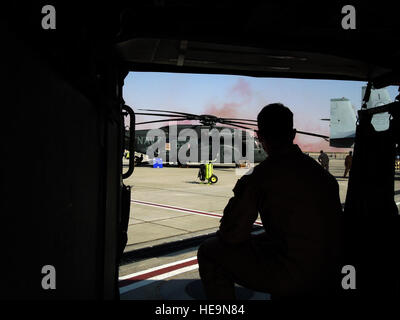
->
138;109;198;117
136;118;192;125
220;121;255;130
296;130;329;139
220;119;257;127
135;112;191;118
221;117;257;123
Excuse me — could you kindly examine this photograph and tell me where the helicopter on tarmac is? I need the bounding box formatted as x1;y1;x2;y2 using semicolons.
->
124;108;329;166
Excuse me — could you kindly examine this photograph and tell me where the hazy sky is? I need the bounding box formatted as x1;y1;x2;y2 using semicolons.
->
123;72;398;152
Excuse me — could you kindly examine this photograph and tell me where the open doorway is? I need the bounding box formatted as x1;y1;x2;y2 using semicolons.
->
118;72;400;299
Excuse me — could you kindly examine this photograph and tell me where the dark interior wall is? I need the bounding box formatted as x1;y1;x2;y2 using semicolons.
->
1;8;120;299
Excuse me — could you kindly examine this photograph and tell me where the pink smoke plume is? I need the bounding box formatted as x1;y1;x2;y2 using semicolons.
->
293;115;350;152
203;78;350;152
204;78;256;120
204;102;242;118
230;78;252;98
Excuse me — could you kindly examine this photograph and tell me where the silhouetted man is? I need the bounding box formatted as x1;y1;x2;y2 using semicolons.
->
318;150;330;171
197;103;343;299
343;151;353;178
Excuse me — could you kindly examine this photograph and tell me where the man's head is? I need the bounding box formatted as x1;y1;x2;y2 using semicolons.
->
257;103;296;153
349;151;353;156
320;150;324;154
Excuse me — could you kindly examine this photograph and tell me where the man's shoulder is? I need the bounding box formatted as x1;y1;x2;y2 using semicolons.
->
234;160;268;191
249;157;275;177
299;152;335;176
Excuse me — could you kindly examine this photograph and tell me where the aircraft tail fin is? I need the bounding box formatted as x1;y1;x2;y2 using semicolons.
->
329;87;392;147
329;98;357;147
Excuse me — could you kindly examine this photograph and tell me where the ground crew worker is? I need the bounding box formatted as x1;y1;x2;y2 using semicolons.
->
197;103;343;299
343;151;353;178
135;154;144;165
318;150;329;171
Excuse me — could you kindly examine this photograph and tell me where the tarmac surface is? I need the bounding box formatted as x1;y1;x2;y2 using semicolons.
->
119;156;400;300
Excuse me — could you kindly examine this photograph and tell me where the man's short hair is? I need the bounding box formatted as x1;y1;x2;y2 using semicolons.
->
257;103;294;143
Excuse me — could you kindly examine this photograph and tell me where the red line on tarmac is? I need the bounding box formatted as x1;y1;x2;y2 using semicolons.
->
131;199;263;226
119;258;198;288
131;199;223;219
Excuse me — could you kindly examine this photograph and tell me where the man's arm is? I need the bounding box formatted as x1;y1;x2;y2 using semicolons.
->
217;175;259;244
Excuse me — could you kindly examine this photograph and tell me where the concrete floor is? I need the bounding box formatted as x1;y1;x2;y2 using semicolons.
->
119;156;400;300
123;158;353;250
124;165;243;251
